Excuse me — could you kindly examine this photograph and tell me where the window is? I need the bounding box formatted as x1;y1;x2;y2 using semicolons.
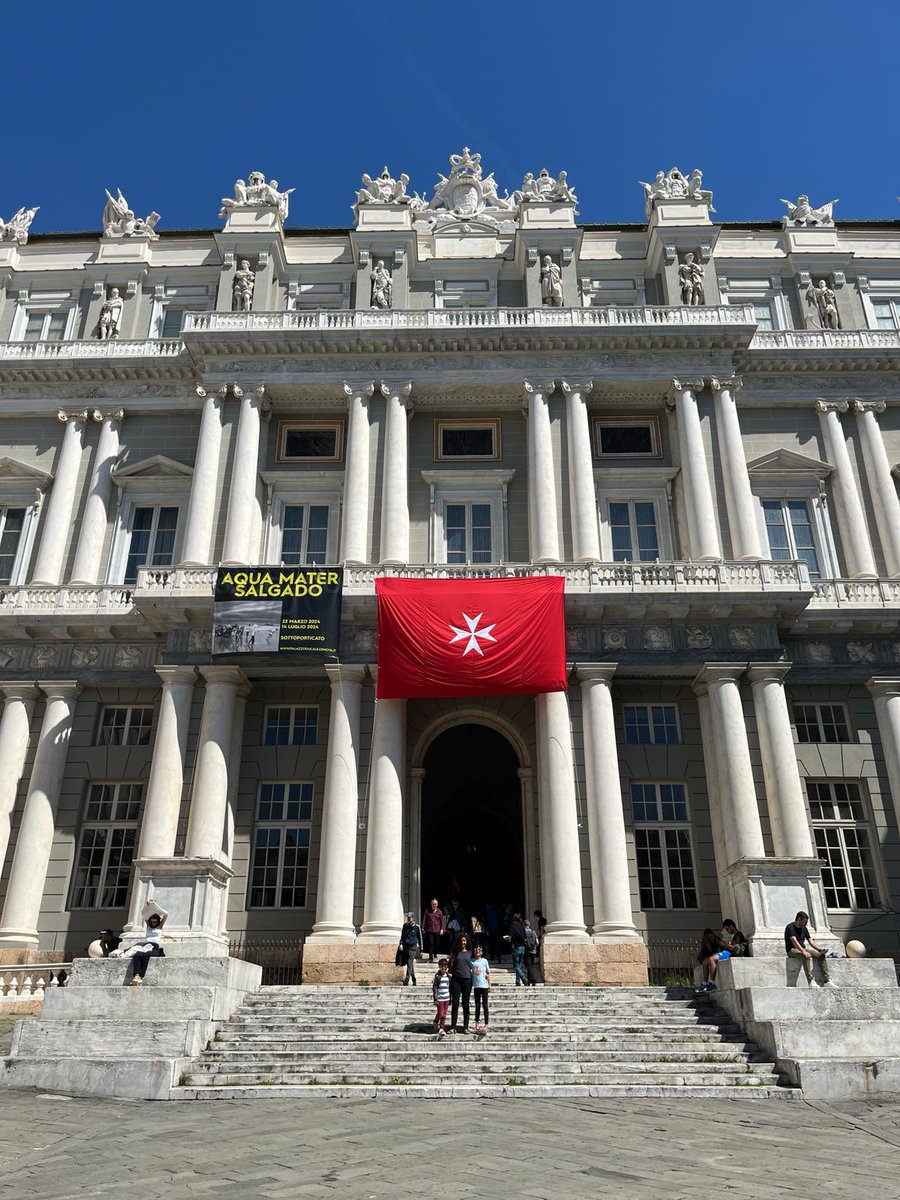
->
594;418;659;458
806;780;880;911
160;307;188;338
276;422;343;463
607;500;660;563
263;705;318;746
794;703;850;744
0;507;26;584
248;782;314;908
871;299;900;331
750;300;775;331
69;782;143;909
445;502;493;564
631;782;698;909
23;311;68;342
623;704;680;745
124;506;179;584
96;705;154;746
762;499;820;579
438;280;493;309
436;420;500;461
280;504;329;565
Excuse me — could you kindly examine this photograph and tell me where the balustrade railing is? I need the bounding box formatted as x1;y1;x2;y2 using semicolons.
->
0;338;183;361
810;578;900;607
0;584;135;616
0;963;69;1001
751;329;900;351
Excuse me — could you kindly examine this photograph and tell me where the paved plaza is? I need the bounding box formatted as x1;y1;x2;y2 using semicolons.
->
0;1072;898;1200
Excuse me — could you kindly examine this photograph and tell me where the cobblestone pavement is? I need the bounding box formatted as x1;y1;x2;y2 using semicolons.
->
0;1090;898;1199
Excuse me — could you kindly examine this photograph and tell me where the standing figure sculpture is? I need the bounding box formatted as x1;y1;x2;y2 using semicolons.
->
95;287;124;340
232;260;256;312
0;206;39;245
540;255;564;307
370;259;393;309
679;252;705;306
809;279;840;329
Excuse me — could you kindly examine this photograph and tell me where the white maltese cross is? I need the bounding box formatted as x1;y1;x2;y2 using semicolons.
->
448;611;497;657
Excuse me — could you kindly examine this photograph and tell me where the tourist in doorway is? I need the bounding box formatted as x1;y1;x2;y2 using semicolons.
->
448;933;473;1033
785;911;835;988
447;899;466;947
440;905;452;954
523;919;540;986
509;911;528;986
471;943;491;1035
399;912;423;986
423;899;443;963
432;957;451;1039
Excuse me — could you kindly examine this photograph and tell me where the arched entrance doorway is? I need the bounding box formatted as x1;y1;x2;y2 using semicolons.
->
420;723;524;921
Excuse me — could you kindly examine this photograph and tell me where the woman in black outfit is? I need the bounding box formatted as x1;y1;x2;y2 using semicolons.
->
448;933;473;1034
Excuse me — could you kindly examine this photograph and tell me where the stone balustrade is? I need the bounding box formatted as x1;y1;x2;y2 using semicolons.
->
751;329;900;351
0;338;183;361
810;578;900;608
0;584;135;618
0;963;69;1002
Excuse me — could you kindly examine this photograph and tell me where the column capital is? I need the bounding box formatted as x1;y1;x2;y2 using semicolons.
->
523;379;557;399
325;663;368;686
708;375;742;395
379;380;412;404
576;662;617;685
410;766;426;781
815;398;849;415
155;664;198;688
746;661;793;685
666;378;705;409
0;682;40;703
342;381;375;404
56;408;89;425
92;408;125;425
692;662;747;691
198;664;249;695
195;382;227;407
38;680;81;702
853;399;887;416
559;379;593;397
867;676;900;700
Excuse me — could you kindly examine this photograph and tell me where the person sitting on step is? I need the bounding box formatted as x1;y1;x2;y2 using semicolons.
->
785;911;835;988
109;906;167;986
696;927;731;992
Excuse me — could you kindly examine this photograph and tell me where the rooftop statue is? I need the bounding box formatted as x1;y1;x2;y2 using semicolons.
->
219;171;294;221
0;206;39;246
355;167;414;206
421;147;518;228
102;188;160;239
639;166;714;217
520;168;578;206
780;194;838;227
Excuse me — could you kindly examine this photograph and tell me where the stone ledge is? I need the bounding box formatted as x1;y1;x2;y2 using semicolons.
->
301;941;403;985
541;942;648;986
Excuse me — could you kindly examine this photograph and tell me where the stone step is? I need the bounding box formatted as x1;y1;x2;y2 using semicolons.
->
174;1082;799;1100
182;1069;780;1088
213;1035;757;1051
225;1020;742;1036
192;1057;777;1076
200;1046;763;1064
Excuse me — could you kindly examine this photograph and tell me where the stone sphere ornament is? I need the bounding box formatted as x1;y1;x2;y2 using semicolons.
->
845;939;867;958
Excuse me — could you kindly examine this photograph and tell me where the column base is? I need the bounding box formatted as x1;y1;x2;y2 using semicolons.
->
357;922;402;942
543;921;590;943
541;941;649;986
301;939;403;985
123;856;233;956
306;924;357;943
592;921;644;943
0;929;40;950
724;856;840;956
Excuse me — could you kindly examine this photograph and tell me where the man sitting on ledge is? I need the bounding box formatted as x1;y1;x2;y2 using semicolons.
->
785;911;835;989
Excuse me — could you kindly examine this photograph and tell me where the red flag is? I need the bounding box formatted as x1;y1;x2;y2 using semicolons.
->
375;576;566;699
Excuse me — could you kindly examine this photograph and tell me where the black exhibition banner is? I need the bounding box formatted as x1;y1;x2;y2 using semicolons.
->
213;567;343;657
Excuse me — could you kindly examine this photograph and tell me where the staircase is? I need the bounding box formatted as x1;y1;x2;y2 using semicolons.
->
175;985;798;1099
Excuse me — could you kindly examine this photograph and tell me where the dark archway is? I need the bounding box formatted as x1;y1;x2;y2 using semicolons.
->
420;723;524;922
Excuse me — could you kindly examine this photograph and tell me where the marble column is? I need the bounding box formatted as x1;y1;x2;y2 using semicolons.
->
223;690;248;871
0;683;39;882
0;682;80;946
867;678;900;835
184;666;248;861
310;664;366;942
30;410;88;586
694;680;736;892
562;379;601;562
68;409;124;585
359;670;405;940
536;690;589;940
524;380;560;563
748;663;814;858
340;382;374;565
693;665;764;862
135;667;196;860
379;381;412;565
181;385;227;566
709;377;763;560
667;380;721;560
853;400;900;577
221;385;268;566
577;665;640;940
816;400;877;578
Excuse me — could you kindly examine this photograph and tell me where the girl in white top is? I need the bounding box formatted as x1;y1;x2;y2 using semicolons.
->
109;910;167;985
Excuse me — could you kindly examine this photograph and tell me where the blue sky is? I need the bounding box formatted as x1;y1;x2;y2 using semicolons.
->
6;1;898;233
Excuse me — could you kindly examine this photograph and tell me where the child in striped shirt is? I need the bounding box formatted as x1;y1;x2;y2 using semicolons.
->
432;958;451;1039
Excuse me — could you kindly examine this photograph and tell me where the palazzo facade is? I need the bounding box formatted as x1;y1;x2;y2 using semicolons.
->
0;157;899;981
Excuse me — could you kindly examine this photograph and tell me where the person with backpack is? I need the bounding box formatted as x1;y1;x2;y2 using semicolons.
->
523;919;540;986
398;912;423;986
508;911;528;987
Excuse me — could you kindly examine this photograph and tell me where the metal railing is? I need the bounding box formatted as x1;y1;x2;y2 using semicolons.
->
646;939;698;987
228;938;304;986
